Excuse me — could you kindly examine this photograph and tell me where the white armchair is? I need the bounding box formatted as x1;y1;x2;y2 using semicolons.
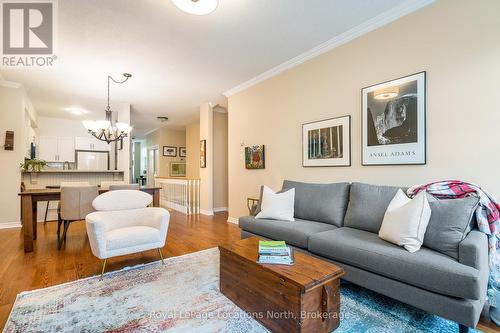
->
85;190;170;278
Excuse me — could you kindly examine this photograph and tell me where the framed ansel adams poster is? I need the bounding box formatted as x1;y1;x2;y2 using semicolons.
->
362;72;426;165
303;115;351;167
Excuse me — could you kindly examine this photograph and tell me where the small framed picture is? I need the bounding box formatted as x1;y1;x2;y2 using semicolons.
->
170;162;186;177
302;115;351;167
245;145;265;169
200;140;206;168
179;147;187;157
163;146;177;157
362;71;426;165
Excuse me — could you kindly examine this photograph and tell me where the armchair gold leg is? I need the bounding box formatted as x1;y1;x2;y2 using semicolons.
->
100;259;107;280
157;248;165;265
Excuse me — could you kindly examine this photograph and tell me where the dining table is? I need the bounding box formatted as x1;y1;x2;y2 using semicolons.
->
18;186;161;253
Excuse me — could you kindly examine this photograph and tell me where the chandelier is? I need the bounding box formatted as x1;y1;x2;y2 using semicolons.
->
82;73;133;144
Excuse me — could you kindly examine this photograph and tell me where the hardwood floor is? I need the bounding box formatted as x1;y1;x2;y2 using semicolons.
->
0;211;498;332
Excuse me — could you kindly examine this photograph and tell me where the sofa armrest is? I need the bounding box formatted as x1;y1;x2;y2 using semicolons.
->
459;230;489;300
459;230;488;270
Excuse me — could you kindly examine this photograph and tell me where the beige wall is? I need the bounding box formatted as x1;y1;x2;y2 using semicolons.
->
145;127;186;178
199;103;213;213
0;84;34;226
228;0;500;219
37;116;90;137
213;111;228;210
186;121;200;179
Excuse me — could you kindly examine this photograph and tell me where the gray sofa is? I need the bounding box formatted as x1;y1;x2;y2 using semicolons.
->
239;181;489;332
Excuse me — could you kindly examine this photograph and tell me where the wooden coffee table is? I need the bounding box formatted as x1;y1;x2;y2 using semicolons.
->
219;237;344;333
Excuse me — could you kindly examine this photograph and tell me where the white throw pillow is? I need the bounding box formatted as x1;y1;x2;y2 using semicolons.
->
378;189;431;253
255;186;295;222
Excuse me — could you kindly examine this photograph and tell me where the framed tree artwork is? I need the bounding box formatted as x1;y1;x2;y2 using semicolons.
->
200;140;206;168
163;146;177;157
362;71;426;165
245;145;265;169
302;115;351;167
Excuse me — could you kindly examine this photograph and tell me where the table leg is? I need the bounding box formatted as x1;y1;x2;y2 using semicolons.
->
21;195;34;252
153;189;160;207
32;201;38;240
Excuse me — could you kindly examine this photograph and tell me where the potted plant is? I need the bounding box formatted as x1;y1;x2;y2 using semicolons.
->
20;159;47;172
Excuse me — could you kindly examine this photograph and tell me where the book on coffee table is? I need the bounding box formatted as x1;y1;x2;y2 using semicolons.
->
257;240;294;265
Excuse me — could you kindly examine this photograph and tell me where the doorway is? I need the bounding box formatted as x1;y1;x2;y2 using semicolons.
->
147;146;159;186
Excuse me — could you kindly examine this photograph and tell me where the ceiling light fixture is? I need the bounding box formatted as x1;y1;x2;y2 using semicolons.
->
65;107;89;115
82;73;133;144
374;87;399;100
171;0;218;15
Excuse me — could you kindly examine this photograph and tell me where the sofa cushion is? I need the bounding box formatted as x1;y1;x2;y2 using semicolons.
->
308;227;482;300
424;195;480;259
281;180;350;226
343;182;401;233
239;216;336;248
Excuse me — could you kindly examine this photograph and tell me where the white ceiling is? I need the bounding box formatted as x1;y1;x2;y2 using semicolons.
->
0;0;428;137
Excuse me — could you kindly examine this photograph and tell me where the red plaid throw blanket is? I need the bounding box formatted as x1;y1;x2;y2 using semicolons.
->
407;180;500;269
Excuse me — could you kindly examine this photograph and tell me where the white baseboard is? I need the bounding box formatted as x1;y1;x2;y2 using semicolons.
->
200;209;214;216
213;207;228;213
227;217;239;224
0;222;22;229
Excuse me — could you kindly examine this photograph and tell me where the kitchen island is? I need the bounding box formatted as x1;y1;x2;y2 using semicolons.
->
22;170;125;189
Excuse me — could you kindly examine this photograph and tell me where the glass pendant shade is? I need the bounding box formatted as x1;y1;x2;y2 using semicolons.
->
172;0;218;15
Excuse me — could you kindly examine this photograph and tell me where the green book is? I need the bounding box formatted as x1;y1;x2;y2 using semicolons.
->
259;240;286;248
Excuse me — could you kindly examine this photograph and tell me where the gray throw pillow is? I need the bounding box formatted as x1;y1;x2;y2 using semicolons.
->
282;180;350;226
343;183;402;233
423;195;479;259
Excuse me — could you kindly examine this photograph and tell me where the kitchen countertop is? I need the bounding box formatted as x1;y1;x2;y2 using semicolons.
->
22;170;124;173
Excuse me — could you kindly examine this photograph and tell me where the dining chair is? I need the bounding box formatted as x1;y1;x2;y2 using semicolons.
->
58;185;98;249
60;182;91;187
100;181;126;190
109;184;140;191
53;182;92;228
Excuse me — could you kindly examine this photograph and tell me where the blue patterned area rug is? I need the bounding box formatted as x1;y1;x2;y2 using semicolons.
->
4;248;482;332
339;282;481;333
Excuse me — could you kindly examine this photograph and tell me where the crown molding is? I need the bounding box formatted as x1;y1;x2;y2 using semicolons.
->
223;0;435;97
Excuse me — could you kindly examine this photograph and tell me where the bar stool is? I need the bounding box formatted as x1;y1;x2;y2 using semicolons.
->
58;185;98;249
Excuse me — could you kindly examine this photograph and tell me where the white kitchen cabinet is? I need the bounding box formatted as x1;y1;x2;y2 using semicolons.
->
75;137;92;150
57;137;76;162
38;136;75;162
75;136;111;151
92;138;111;151
38;136;58;162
